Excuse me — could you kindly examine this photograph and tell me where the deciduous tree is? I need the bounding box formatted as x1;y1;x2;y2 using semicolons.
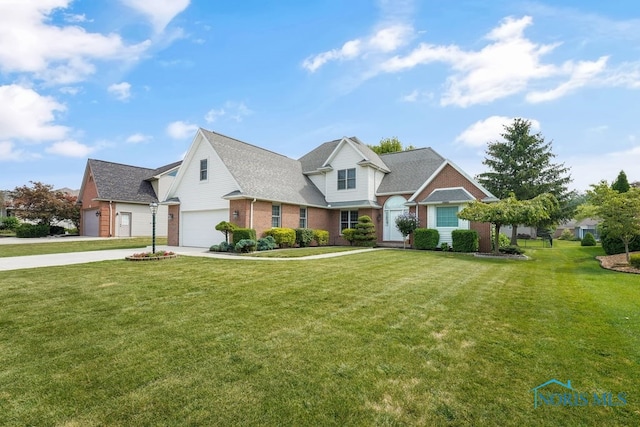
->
10;182;79;227
477;119;572;244
368;137;415;154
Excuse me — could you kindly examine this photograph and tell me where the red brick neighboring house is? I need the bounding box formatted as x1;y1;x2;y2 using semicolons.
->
165;129;497;251
77;159;181;237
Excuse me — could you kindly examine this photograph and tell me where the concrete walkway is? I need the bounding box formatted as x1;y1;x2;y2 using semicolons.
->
0;242;385;272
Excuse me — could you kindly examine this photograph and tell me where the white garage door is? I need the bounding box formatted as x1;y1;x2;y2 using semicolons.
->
182;209;229;247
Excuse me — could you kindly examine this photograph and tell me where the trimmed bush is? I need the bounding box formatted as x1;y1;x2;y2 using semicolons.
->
491;231;511;251
414;228;439;250
500;245;524;255
341;228;356;245
295;228;314;247
264;227;296;248
452;229;479;252
600;228;640;255
235;239;257;253
0;216;20;231
209;244;219;252
215;221;237;243
313;229;329;246
232;228;256;245
257;236;277;251
440;242;450;252
630;254;640;269
210;241;234;252
581;232;596;247
49;225;65;235
558;228;575;240
16;223;50;238
353;215;376;247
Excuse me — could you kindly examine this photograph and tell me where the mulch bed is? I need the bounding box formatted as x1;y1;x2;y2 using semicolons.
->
125;255;178;261
596;252;640;274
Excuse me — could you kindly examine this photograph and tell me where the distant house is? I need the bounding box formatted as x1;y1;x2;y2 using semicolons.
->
77;159;180;237
554;218;600;240
164;129;498;250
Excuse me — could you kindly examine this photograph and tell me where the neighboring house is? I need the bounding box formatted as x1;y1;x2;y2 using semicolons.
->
554;218;600;240
164;129;498;250
500;224;538;239
78;159;181;237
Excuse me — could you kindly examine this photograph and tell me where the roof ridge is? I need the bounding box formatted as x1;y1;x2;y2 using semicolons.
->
201;128;295;161
89;158;156;172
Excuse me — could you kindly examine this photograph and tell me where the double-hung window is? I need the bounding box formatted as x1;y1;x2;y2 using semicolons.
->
337;168;356;190
272;205;281;228
340;210;359;232
200;159;208;181
299;207;307;229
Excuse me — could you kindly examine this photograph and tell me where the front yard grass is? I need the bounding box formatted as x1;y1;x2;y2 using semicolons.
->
0;237;167;257
247;246;366;258
0;242;637;425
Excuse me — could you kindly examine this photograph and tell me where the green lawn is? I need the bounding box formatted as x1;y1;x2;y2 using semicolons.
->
247;246;366;258
0;237;167;257
0;242;637;426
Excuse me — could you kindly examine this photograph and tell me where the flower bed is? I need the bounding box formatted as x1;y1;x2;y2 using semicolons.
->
125;251;177;261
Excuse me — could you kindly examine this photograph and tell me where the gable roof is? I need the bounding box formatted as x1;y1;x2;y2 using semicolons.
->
200;129;328;207
376;148;446;194
421;187;476;204
299;136;389;173
147;161;182;179
83;159;177;204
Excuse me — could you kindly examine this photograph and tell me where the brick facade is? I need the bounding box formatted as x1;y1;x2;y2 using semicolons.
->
167;205;180;246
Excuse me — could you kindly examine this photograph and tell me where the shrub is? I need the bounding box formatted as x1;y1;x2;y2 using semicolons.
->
257;236;277;251
491;231;511;251
630;254;640;269
232;228;256;245
264;227;296;248
295;228;314;247
235;239;257;253
341;228;356;245
209;244;219;252
215;221;237;243
440;242;450;252
353;215;376;247
16;223;50;238
581;232;597;247
499;245;524;255
0;216;20;231
557;228;575;240
313;229;329;246
414;228;439;250
600;228;640;255
452;229;479;252
395;212;419;243
49;225;65;235
219;241;234;252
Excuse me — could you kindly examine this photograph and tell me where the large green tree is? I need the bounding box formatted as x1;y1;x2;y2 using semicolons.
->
458;193;558;254
611;170;630;193
368;137;415;154
477;118;572;244
580;181;640;262
10;181;79;227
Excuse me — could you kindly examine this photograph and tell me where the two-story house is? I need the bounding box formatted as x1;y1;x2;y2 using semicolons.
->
165;129;497;251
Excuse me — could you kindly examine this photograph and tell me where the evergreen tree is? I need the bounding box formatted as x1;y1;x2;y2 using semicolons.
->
611;170;630;193
353;215;377;247
477;118;572;244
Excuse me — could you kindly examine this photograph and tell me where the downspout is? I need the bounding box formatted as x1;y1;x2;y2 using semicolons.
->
109;201;113;237
250;198;256;229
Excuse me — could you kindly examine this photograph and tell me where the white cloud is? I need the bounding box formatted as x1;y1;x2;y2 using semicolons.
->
0;0;150;84
0;84;69;141
121;0;190;33
108;82;132;101
302;24;413;72
126;133;151;144
204;102;253;123
167;121;198;139
0;141;35;162
400;89;433;102
46;140;94;157
455;116;540;147
59;86;81;95
63;13;92;23
569;145;640;191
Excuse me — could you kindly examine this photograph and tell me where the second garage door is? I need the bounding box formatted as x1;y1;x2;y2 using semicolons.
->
181;209;229;247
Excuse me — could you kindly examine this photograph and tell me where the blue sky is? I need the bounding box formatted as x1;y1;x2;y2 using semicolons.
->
1;0;639;193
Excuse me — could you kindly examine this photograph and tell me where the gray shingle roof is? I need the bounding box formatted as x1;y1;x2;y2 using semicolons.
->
299;137;389;173
147;161;182;179
88;159;169;203
201;129;328;207
376;148;446;194
421;188;475;204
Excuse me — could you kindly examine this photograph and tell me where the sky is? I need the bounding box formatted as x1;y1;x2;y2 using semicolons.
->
1;0;639;193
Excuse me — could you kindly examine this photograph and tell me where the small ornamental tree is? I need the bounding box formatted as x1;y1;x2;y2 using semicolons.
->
215;221;237;243
612;170;630;193
395;212;419;248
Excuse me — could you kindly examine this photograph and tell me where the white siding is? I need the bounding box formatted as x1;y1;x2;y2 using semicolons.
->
325;143;375;203
426;204;469;246
307;174;326;196
114;203;169;237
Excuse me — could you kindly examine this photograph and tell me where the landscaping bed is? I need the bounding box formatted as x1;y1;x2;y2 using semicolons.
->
596;251;640;274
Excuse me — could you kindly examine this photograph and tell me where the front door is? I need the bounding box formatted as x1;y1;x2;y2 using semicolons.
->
383;195;408;241
119;212;131;237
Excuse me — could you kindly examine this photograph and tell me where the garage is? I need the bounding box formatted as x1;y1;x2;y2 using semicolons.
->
181;209;229;247
83;209;100;236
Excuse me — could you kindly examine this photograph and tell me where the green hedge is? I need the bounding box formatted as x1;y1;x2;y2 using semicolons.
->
600;229;640;255
415;228;439;250
16;223;50;238
313;229;329;246
452;229;479;252
264;227;296;248
232;228;257;245
295;228;314;247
